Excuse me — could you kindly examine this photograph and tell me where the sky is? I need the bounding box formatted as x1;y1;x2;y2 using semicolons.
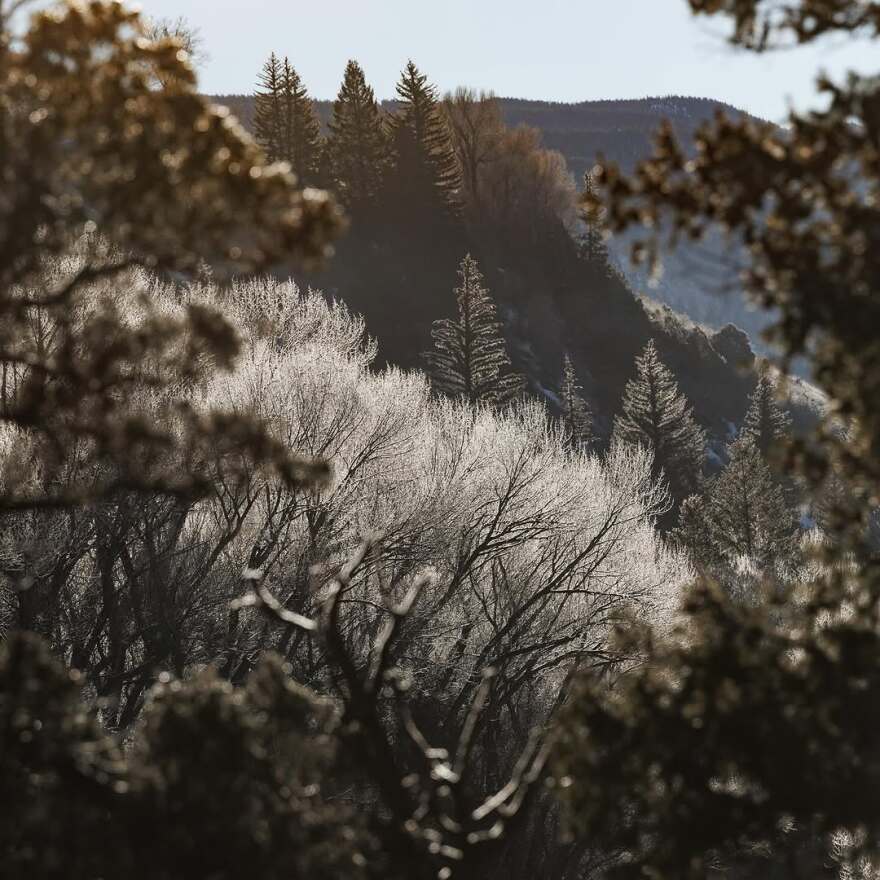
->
132;0;878;122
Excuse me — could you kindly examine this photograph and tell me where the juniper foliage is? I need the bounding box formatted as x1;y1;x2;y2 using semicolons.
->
0;632;374;879
0;0;341;511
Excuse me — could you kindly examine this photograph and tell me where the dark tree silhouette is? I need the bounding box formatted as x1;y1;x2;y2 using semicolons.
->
424;254;524;406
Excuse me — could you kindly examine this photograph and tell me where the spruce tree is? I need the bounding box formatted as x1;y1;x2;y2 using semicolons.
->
254;55;321;184
424;254;524;406
254;52;284;161
279;59;322;184
558;353;593;449
389;60;462;216
703;435;800;582
327;60;388;209
612;340;705;509
742;370;792;456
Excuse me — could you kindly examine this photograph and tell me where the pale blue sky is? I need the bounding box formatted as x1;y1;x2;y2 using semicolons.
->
134;0;878;121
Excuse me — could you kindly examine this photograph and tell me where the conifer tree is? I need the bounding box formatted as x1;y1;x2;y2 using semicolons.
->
424;254;524;406
327;60;388;209
254;52;284;162
613;340;705;509
389;60;462;215
701;435;800;582
742;370;792;456
254;55;322;184
279;59;322;184
558;353;593;449
674;494;726;576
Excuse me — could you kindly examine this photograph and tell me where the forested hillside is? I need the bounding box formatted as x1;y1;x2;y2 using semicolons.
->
210;86;775;445
214;91;768;350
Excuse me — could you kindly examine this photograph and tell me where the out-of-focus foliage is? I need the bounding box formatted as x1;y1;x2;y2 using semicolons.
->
1;0;340;279
0;0;343;509
560;0;880;876
0;630;126;878
0;632;374;879
557;577;880;878
687;0;880;48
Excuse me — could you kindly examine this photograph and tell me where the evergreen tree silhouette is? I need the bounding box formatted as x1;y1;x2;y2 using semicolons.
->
254;55;321;184
327;60;388;210
279;59;322;184
389;60;462;217
425;254;523;406
613;340;705;510
254;52;284;161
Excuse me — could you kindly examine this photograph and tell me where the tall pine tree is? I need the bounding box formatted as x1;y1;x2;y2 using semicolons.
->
326;60;388;209
742;370;792;457
254;55;322;184
557;354;593;449
388;61;462;217
613;340;706;511
279;59;322;184
424;254;523;406
254;53;284;162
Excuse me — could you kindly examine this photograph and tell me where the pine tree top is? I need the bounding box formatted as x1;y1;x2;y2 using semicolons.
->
332;61;378;112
